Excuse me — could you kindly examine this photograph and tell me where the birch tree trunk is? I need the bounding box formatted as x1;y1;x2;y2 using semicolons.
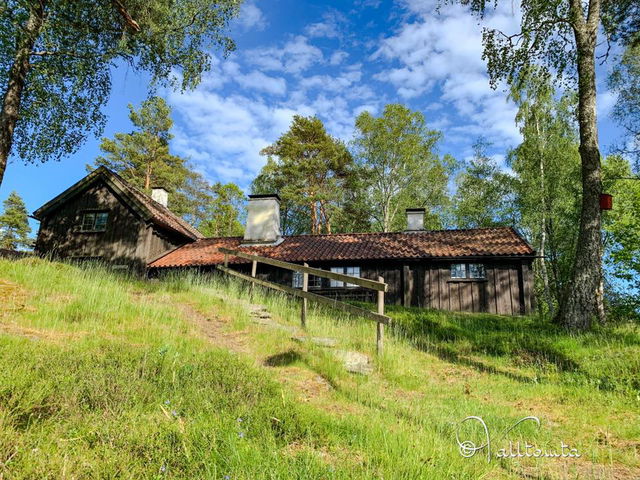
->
535;116;554;316
557;0;604;329
0;1;46;187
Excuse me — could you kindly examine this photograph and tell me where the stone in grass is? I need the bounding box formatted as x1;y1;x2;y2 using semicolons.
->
334;350;373;375
291;335;338;348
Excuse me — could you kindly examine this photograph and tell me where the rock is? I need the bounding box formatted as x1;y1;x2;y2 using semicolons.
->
250;317;298;334
334;350;374;375
291;336;338;348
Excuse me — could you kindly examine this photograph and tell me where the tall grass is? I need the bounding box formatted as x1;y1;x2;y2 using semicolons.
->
1;258;638;479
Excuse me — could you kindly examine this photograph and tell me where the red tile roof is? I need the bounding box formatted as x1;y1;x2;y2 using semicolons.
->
149;227;534;268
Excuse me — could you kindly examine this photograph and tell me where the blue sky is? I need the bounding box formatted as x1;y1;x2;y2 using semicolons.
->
0;0;623;232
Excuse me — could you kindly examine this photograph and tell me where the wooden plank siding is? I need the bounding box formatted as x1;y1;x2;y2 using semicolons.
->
35;180;187;271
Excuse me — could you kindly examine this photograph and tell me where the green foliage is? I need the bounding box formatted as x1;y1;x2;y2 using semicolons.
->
0;191;31;250
352;104;452;232
92;97;187;192
253;116;358;235
199;182;246;237
453;0;638;88
602;155;640;310
507;70;582;314
89;96;244;230
609;44;640;167
1;0;240;168
452;139;516;228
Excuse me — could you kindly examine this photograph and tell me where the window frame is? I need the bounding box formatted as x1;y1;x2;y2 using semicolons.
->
329;266;361;288
292;272;323;289
450;263;487;280
79;210;109;232
468;263;486;279
450;263;467;279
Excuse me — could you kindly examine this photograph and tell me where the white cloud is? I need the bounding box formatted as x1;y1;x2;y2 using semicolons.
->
305;10;347;39
330;50;349;65
246;35;324;74
236;1;267;31
374;2;522;146
597;89;618;118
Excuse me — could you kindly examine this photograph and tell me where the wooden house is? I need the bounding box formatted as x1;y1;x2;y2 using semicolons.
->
34;168;536;315
33;167;203;271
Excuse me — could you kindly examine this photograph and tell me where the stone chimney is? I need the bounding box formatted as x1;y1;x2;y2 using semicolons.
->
242;194;283;246
405;208;425;231
151;187;168;208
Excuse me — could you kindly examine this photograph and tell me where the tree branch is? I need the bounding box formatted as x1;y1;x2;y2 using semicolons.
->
111;0;140;32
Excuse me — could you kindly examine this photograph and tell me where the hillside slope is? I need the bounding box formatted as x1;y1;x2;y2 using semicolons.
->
0;258;638;479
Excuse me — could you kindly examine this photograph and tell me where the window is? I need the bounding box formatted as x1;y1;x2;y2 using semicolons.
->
451;263;466;279
450;263;486;279
469;264;486;279
292;272;323;289
80;212;108;232
330;266;360;288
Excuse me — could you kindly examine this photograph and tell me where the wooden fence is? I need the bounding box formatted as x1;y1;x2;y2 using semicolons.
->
216;247;389;354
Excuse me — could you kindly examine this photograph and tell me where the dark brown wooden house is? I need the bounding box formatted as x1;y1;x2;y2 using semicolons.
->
34;169;536;315
33;166;203;271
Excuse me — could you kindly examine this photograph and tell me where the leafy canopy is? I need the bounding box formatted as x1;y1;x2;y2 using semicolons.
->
352;104;452;232
1;0;240;166
453;139;516;229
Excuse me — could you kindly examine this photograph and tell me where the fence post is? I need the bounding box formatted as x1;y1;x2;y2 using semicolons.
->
249;260;257;297
377;276;384;355
301;262;309;329
224;253;229;268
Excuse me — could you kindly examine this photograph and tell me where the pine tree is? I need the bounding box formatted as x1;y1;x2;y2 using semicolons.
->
0;191;31;250
254;116;356;235
88;97;217;225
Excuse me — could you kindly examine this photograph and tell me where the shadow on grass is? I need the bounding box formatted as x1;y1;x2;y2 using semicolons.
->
263;350;303;367
381;306;584;383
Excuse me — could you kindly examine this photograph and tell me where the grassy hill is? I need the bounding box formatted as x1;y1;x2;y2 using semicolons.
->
0;258;638;479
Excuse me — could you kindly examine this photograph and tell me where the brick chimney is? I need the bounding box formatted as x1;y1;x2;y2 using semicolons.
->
241;194;283;246
151;187;168;208
406;208;425;231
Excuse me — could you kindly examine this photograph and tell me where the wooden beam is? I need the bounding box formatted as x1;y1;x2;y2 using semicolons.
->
377;276;385;355
218;247;388;292
301;262;308;328
217;265;390;325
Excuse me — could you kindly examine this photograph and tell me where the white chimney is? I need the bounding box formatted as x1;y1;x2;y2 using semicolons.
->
151;187;168;208
242;194;283;246
406;208;425;231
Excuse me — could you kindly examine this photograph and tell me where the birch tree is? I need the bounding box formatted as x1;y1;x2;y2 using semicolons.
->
0;0;241;188
352;104;451;232
450;0;640;329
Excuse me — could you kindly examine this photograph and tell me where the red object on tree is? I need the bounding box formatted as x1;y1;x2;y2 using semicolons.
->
600;193;613;210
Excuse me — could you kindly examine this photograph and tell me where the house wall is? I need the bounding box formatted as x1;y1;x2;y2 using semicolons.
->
35;181;183;271
227;257;534;316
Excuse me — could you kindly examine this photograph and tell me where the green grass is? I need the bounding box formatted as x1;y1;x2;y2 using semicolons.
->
0;258;638;479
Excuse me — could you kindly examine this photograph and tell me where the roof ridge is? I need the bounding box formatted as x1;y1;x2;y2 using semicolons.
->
105;168;203;240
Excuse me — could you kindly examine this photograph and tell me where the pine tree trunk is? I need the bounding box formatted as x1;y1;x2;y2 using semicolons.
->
0;2;46;188
557;2;603;330
310;201;317;234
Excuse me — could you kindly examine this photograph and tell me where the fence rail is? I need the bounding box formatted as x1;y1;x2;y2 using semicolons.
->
216;247;389;354
218;247;387;292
